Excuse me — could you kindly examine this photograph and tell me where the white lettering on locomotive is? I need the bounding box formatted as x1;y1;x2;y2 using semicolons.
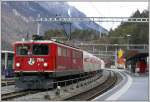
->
37;58;44;62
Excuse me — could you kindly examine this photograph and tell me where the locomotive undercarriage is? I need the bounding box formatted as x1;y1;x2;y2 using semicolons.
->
15;73;54;89
15;70;103;89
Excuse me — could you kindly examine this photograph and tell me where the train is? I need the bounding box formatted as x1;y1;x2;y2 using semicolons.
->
14;40;105;89
1;50;14;79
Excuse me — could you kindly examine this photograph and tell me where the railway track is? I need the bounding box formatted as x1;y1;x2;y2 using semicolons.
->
1;70;118;101
1;90;39;100
1;74;98;101
2;80;15;86
64;71;118;101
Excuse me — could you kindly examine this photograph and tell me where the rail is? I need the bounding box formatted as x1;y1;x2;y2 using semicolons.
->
2;70;120;101
64;71;118;101
1;90;39;100
1;71;102;100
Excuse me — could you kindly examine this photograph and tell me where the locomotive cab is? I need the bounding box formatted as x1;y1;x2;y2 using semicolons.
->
14;41;55;73
14;41;56;89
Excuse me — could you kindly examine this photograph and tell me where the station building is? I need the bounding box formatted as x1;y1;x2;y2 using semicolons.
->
126;49;149;74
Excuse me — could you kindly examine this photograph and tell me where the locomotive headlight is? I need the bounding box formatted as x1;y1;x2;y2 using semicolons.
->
43;62;48;67
16;63;20;67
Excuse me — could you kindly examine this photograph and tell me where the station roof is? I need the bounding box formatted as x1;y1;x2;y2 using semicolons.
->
1;50;14;53
127;53;148;61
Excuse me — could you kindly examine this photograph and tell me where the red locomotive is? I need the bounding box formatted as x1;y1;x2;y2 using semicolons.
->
14;40;104;89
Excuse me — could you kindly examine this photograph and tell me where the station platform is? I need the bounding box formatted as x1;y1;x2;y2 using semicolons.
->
93;69;149;101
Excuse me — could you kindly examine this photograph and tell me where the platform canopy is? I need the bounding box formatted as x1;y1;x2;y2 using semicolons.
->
127;53;148;61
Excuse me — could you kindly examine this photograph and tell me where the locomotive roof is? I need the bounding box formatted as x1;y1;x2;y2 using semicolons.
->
14;40;82;51
15;40;53;44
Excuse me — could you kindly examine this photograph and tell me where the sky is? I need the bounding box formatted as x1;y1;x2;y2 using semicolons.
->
68;2;148;31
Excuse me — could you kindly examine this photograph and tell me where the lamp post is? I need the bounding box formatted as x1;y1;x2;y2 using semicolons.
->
114;44;118;68
126;34;131;50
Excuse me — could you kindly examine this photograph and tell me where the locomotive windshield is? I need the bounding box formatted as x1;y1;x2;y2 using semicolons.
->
16;44;49;56
16;45;30;55
32;44;49;55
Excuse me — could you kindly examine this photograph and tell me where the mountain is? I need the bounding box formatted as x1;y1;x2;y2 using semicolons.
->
1;1;108;50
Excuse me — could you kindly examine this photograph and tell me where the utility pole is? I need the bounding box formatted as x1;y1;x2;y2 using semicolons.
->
99;22;101;38
115;48;118;68
114;44;118;68
37;22;40;35
69;22;72;40
37;14;41;35
105;45;108;59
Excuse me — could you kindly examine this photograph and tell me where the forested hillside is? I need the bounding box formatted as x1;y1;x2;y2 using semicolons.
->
109;9;149;44
44;29;105;41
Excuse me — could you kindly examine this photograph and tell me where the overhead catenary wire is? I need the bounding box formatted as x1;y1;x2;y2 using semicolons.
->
89;2;105;38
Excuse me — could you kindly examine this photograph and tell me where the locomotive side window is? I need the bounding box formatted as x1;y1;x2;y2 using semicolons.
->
58;47;62;56
58;47;68;57
32;44;49;55
16;45;30;55
62;48;67;57
73;51;77;58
